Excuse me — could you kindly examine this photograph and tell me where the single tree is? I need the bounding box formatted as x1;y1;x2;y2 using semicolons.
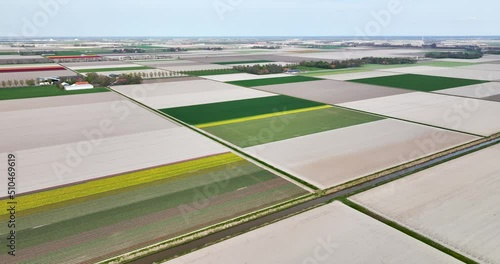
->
1;80;6;87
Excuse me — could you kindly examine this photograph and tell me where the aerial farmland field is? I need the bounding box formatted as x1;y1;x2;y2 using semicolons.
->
253;79;412;105
351;144;500;264
0;152;307;263
165;202;461;264
200;73;293;82
113;80;275;109
227;75;322;87
244;119;477;189
339;92;500;136
0;85;109;100
160;95;324;125
349;74;487;92
435;81;500;99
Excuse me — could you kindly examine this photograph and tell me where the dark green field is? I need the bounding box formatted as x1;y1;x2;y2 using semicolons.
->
160;95;325;125
77;66;151;73
213;60;275;65
227;76;322;87
0;86;109;100
181;68;241;76
204;107;384;147
350;74;488;92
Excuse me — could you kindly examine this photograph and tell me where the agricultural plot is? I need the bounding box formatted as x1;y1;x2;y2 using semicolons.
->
65;63;148;71
80;69;176;79
299;68;371;77
77;66;152;73
0;153;307;264
113;80;275;109
319;70;404;81
0;85;109;100
339;92;500;136
245;119;477;189
254;80;411;105
412;68;500;81
203;106;384;147
456;63;500;71
483;94;500;102
158;64;233;72
351;144;500;264
350;74;487;92
431;56;500;63
166;202;461;264
60;61;132;67
180;69;240;76
377;65;449;74
0;91;233;194
227;76;322;87
435;82;500;99
161;95;324;125
0;70;77;83
213;60;275;65
200;73;293;82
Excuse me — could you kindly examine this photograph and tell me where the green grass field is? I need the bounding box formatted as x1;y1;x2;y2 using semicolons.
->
77;66;152;73
350;74;488;92
181;68;241;76
2;156;306;263
420;61;476;67
203;107;384;147
214;60;275;65
160;95;325;125
227;76;322;87
293;65;328;72
0;86;109;100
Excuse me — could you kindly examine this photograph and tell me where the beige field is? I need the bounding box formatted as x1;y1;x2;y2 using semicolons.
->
351;144;500;264
435;82;500;99
166;202;461;264
0;63;60;69
433;56;500;63
200;73;292;82
379;66;450;74
254;79;411;105
339;92;500;136
457;63;500;71
0;69;77;82
66;63;142;71
245;119;477;189
113;80;274;109
158;64;233;72
0;127;228;195
414;68;500;81
278;48;425;60
319;70;404;81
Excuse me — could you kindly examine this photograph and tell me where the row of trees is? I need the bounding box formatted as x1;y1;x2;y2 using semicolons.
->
233;64;285;75
84;72;143;87
425;51;483;59
296;57;417;70
1;79;37;87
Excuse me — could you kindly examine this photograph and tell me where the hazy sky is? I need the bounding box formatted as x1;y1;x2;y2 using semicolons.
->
1;0;498;37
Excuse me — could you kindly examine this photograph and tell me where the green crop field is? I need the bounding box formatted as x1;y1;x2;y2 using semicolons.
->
77;66;152;73
203;107;384;147
350;74;488;92
0;85;109;101
227;76;322;87
160;95;325;125
181;68;241;76
0;153;306;263
213;60;275;65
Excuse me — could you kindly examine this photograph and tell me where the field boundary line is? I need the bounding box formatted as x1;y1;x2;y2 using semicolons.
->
196;105;332;128
340;199;478;264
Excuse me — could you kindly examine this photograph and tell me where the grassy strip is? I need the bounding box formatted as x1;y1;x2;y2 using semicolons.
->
0;153;241;218
299;68;370;77
227;76;322;87
341;199;478;264
160;95;325;125
77;66;152;73
350;74;488;92
213;60;275;65
182;69;241;76
197;105;332;128
0;85;109;100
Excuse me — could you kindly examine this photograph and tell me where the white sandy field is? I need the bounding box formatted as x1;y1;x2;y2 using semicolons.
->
0;92;229;194
435;82;500;99
457;63;500;71
319;70;404;81
245;119;477;189
413;68;500;81
433;56;500;63
199;73;293;82
339;92;500;136
351;144;500;264
113;80;275;109
0;69;78;82
0;127;228;195
166;202;461;264
158;64;233;72
379;66;450;74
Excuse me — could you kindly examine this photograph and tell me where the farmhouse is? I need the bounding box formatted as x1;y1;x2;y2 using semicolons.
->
63;81;94;90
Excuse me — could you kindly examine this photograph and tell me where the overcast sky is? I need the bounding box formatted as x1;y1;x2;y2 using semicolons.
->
1;0;498;37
